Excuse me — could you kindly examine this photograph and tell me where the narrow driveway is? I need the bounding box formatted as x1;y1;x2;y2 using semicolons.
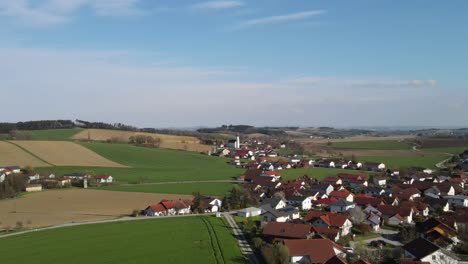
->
223;213;260;264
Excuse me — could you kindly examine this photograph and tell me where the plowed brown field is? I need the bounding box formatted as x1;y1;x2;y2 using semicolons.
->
0;189;192;228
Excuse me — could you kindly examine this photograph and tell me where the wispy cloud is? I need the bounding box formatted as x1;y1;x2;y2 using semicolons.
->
286;76;438;89
191;1;244;11
0;47;453;127
238;10;325;28
0;0;144;26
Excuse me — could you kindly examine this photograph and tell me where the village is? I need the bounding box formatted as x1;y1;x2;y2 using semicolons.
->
2;134;468;264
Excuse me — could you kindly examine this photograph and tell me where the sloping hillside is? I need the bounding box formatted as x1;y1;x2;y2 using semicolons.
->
72;129;212;152
0;141;51;167
10;141;126;167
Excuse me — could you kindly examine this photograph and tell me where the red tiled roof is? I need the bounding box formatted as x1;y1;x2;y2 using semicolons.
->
337;173;367;180
284;239;347;263
264;171;281;176
262;222;312;239
304;211;348;227
312;198;338;206
354;196;383;207
147;204;166;213
323;177;340;183
95;174;111;179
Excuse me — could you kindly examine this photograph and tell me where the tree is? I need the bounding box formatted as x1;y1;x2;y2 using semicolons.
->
348;207;366;224
191;192;203;213
399;224;416;242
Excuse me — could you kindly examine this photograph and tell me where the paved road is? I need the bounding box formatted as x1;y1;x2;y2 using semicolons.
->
223;213;260;264
350;229;403;248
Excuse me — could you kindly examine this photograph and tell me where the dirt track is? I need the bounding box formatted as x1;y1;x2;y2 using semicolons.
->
0;189;192;229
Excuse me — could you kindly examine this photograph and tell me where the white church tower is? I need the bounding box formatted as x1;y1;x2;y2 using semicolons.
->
235;135;240;149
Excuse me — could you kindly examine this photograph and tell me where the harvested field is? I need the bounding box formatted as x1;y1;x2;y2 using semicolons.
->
72;129;212;152
298;135;416;144
0;141;50;167
0;189;192;228
321;149;444;157
10;141;126;167
417;138;468;148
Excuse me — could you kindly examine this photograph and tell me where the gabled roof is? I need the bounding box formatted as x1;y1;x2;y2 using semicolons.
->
304;211;349;227
403;238;440;260
262;222;312;239
261;197;286;208
284;239;347;263
354;195;383;207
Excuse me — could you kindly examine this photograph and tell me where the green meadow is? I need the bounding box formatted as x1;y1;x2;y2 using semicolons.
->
0;216;244;264
98;182;236;196
36;142;241;183
30;128;83;141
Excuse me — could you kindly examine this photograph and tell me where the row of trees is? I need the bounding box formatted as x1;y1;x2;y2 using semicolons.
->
0;174;28;200
129;135;161;147
0;120;74;133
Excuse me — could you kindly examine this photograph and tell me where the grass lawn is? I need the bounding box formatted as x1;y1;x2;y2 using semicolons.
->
280;167;371;180
30;128;83;141
36;142;240;183
329;140;412;150
354;232;381;241
358;155;448;169
0;216;244;264
98;182;235;196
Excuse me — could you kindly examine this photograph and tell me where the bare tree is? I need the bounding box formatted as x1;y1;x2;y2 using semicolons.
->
349;207;366;224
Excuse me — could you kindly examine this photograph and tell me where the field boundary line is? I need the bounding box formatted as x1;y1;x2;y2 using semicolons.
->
6;141;54;166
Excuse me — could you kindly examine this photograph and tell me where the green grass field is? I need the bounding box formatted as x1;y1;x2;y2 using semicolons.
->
280;167;371;180
98;182;235;196
30;128;83;141
36;142;240;183
358;155;448;169
329;140;412;150
0;216;244;264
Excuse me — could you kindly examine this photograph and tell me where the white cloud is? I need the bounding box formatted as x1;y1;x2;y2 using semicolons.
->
239;10;325;28
286;76;438;89
0;0;143;26
191;1;244;11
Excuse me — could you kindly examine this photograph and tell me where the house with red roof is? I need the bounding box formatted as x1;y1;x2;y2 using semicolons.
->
95;174;113;183
304;211;353;236
378;205;414;224
283;238;348;264
144;199;191;216
262;222;314;241
329;190;354;202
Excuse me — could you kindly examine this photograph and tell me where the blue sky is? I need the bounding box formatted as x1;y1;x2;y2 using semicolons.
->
0;0;467;127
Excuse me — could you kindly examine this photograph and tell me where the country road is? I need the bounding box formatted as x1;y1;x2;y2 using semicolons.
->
223;213;260;264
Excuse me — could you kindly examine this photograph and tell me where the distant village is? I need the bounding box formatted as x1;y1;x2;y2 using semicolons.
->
2;135;468;264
